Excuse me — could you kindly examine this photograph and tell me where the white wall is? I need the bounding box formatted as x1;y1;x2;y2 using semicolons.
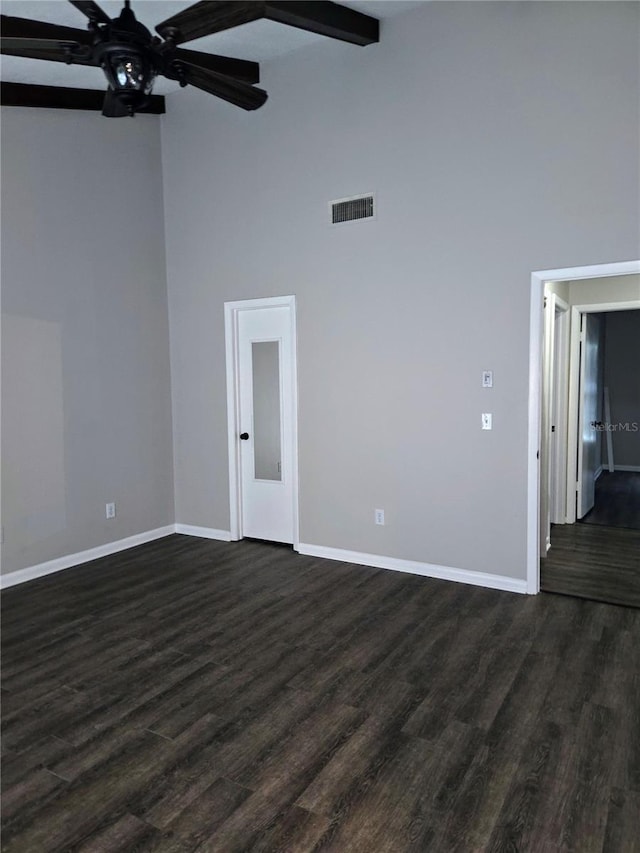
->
162;0;639;580
1;108;174;574
545;280;570;303
568;275;640;306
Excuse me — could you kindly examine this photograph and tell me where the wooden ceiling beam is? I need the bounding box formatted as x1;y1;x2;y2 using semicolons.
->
264;2;379;46
157;1;379;47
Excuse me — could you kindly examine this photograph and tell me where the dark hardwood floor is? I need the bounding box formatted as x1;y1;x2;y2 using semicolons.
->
541;522;640;608
581;471;640;531
2;535;640;852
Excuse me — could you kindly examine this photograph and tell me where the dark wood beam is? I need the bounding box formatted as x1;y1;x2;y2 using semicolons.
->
264;2;379;46
0;82;166;114
157;1;379;47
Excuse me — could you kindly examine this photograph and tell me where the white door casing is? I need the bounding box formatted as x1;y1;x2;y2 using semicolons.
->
225;296;298;545
540;292;570;555
540;294;554;555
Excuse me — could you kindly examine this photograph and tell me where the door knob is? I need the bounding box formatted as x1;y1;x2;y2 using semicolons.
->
240;432;249;440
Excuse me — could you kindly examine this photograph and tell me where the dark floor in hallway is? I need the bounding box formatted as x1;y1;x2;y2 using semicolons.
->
542;521;640;608
3;534;640;852
581;470;640;530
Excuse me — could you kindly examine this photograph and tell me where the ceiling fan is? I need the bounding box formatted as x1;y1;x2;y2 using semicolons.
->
1;1;379;118
0;0;269;117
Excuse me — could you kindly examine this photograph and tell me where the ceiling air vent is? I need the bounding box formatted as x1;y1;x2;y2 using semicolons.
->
330;194;375;225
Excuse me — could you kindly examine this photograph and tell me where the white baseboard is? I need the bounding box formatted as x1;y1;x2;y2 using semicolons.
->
297;543;528;595
2;528;525;595
595;465;604;481
613;465;640;473
174;524;232;541
0;526;175;590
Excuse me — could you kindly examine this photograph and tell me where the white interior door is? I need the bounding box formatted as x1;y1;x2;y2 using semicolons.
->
576;313;600;518
232;301;296;543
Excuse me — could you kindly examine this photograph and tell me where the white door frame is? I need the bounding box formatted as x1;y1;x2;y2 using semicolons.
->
540;294;554;555
540;291;570;554
527;260;640;594
550;295;570;525
224;295;299;547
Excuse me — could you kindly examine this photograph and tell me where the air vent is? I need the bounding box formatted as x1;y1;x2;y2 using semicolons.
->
330;194;375;225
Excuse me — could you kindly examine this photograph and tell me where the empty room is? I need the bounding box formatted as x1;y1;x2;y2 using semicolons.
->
1;1;639;851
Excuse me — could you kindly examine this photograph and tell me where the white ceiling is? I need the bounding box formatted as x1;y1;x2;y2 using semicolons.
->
0;0;423;95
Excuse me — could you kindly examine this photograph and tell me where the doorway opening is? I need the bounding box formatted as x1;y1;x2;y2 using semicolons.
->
527;261;640;600
224;295;299;547
573;308;640;532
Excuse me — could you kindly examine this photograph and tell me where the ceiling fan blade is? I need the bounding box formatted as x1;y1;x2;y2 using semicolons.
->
68;0;111;26
102;87;130;117
172;48;259;84
156;2;262;45
178;64;267;111
1;37;77;51
0;15;93;46
0;38;94;65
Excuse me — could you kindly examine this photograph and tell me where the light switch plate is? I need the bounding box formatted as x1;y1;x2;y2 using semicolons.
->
482;413;492;430
482;370;493;388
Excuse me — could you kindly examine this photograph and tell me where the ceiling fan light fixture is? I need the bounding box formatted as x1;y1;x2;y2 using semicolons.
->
101;47;155;93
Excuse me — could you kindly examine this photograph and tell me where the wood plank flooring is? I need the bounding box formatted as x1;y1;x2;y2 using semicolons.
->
541;522;640;607
2;534;640;852
581;471;640;530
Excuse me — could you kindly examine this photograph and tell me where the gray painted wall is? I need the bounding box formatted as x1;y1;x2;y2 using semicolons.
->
162;1;639;580
2;2;638;584
604;311;640;468
1;108;174;574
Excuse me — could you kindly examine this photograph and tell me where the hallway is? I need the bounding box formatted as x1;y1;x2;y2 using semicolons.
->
580;471;640;531
541;522;640;607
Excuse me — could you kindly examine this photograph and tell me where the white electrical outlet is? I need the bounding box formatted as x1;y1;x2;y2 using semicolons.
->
375;508;385;525
482;370;493;388
482;413;493;430
106;502;116;519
